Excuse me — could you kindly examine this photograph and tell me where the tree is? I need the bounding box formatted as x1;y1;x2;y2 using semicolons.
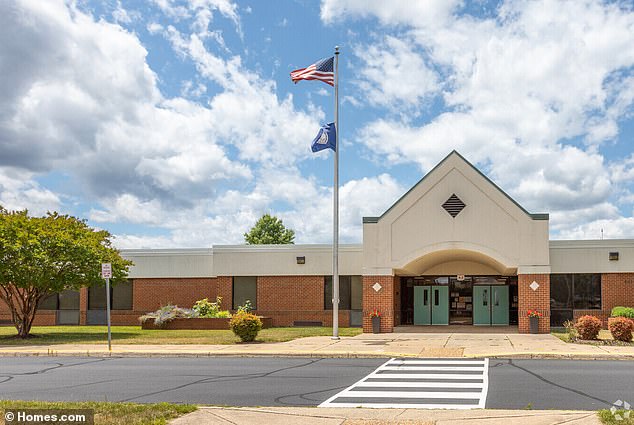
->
244;214;295;245
0;208;133;338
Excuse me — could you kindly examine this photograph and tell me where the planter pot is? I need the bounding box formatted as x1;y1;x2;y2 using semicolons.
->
529;316;539;334
372;316;381;334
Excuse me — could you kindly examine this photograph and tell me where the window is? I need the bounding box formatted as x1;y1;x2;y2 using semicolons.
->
233;276;257;310
573;274;601;310
88;280;133;310
550;274;601;326
58;290;79;310
38;293;58;310
325;276;359;310
88;284;107;310
113;280;133;310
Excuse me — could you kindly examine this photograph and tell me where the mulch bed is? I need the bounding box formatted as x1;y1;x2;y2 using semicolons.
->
571;338;634;346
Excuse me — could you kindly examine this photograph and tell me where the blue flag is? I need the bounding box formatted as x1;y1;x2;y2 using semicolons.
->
311;122;336;152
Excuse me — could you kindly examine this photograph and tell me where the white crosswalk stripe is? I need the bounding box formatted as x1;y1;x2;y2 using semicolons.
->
319;358;489;409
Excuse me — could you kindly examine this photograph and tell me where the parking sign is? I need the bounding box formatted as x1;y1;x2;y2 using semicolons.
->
101;263;112;279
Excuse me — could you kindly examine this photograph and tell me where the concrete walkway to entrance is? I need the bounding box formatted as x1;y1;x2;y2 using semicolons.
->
1;329;633;359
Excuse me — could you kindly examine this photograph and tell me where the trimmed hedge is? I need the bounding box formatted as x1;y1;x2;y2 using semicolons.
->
229;312;262;342
608;317;634;342
574;315;602;340
611;306;634;319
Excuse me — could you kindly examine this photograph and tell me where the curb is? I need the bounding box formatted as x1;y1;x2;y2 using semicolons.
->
1;350;634;360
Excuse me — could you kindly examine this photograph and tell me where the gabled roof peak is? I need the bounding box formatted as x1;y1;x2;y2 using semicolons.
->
362;150;548;224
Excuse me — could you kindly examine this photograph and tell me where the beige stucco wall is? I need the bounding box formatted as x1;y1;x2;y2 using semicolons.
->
124;245;363;278
550;240;634;273
212;244;363;276
123;249;215;278
363;152;550;276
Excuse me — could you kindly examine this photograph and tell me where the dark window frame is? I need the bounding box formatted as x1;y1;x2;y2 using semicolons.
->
324;276;353;310
38;293;59;310
550;274;602;327
88;280;133;310
232;276;257;310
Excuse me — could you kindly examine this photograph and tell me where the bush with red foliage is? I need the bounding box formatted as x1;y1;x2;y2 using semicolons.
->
608;317;634;342
574;315;602;340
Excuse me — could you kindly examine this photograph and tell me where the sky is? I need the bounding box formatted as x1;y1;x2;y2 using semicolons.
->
1;0;634;248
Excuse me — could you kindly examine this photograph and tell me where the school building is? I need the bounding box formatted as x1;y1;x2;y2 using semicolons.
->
4;151;634;333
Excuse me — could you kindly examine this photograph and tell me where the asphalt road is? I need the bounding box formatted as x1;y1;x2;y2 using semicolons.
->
0;357;631;410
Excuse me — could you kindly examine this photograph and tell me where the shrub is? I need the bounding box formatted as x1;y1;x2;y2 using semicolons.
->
608;317;634;342
611;306;634;319
563;320;578;341
192;296;231;318
229;311;262;342
574;315;602;340
237;300;254;314
139;304;197;327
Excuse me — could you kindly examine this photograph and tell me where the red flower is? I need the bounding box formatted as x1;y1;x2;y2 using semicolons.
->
369;309;381;318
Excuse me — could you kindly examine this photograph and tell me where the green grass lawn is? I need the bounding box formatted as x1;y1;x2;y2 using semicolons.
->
0;325;362;345
0;400;196;425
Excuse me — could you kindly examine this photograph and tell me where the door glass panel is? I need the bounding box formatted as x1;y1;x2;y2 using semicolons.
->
449;277;473;325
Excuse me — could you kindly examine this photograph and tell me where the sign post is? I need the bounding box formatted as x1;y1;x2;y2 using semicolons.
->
101;263;112;351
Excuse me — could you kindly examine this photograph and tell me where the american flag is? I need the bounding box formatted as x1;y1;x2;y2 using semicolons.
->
290;57;334;86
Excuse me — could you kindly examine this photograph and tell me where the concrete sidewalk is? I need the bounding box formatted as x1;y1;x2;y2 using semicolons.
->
169;407;602;425
1;332;633;359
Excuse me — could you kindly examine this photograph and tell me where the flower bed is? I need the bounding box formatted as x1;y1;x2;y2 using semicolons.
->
141;317;272;330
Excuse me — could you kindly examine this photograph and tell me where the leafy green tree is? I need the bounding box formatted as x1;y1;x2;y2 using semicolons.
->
244;214;295;245
0;208;133;338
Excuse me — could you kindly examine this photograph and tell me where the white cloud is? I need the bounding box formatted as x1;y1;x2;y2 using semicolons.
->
0;0;327;248
0;168;61;216
341;0;634;238
354;35;439;110
321;0;462;28
162;26;325;166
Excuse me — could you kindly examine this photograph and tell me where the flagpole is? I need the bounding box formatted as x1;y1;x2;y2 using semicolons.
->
332;46;340;340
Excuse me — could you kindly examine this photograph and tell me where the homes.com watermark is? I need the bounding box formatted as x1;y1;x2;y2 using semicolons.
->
3;409;94;425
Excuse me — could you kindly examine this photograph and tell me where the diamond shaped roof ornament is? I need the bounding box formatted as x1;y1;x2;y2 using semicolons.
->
442;194;466;217
530;281;540;291
372;282;382;292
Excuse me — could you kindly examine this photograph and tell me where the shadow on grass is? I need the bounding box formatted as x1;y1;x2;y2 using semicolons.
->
0;331;142;346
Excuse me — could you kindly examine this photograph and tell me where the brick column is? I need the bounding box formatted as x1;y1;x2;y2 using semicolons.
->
363;275;394;333
79;287;88;325
518;274;550;333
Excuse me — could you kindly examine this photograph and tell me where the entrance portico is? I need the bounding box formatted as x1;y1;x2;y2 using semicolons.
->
361;151;551;333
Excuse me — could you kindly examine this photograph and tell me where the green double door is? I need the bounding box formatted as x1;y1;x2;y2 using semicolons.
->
413;286;449;325
473;285;509;326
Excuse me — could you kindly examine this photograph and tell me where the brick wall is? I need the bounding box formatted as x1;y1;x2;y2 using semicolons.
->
254;276;350;327
573;273;634;327
133;277;232;312
362;275;395;333
518;274;550;333
0;275;357;329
